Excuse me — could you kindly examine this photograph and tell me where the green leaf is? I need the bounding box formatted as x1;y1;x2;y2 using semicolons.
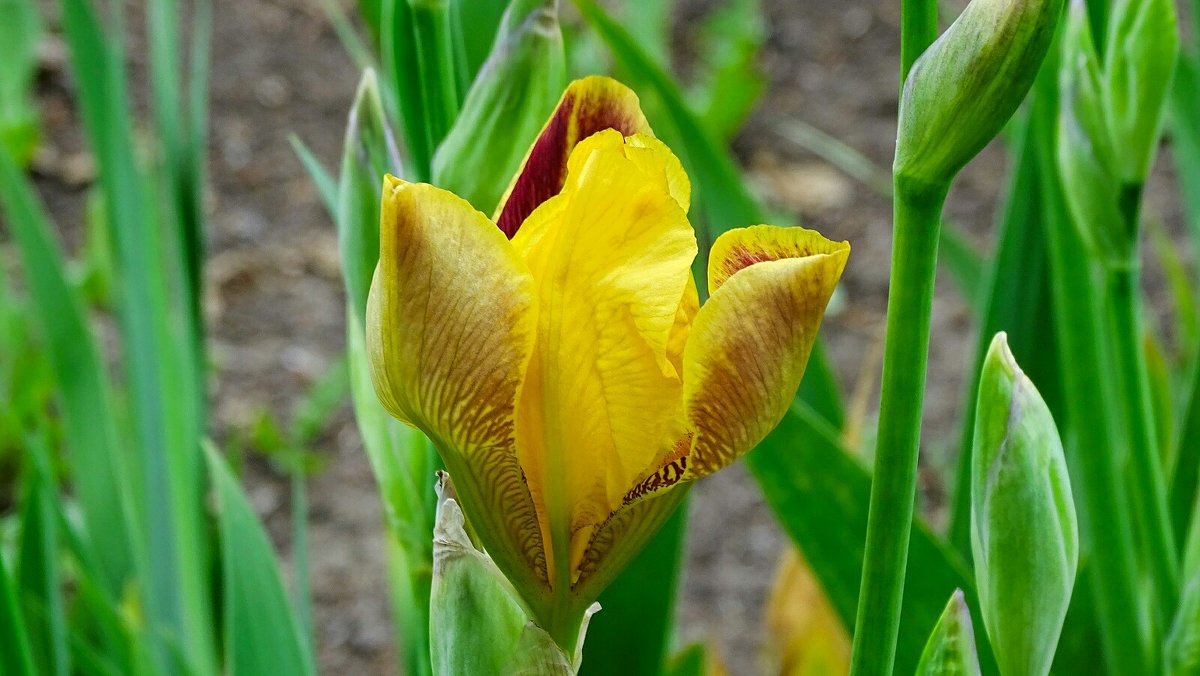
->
581;506;687;676
58;0;214;669
17;435;70;676
947;110;1062;555
289;135;339;220
1171;56;1200;249
915;590;982;676
664;644;713;676
338;69;399;323
0;145;133;596
448;0;507;90
686;0;766;142
0;548;35;676
0;0;42;166
1176;365;1200;547
206;444;316;676
744;403;991;674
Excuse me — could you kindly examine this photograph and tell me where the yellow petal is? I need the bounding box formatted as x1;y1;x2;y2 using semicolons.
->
494;76;651;237
511;131;697;586
683;225;849;478
366;175;550;594
573;486;688;596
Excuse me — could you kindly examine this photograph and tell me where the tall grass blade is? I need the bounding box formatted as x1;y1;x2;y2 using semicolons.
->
16;434;70;676
946;110;1062;556
0;145;133;595
0;549;35;676
745;404;992;674
289;135;339;218
57;0;213;669
0;0;41;166
207;445;317;676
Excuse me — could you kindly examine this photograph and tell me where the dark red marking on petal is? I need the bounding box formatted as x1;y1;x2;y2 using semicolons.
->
723;243;819;281
495;88;645;239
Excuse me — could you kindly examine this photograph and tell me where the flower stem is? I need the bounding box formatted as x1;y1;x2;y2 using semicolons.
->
900;0;938;82
1105;186;1179;626
1033;95;1151;670
849;179;947;676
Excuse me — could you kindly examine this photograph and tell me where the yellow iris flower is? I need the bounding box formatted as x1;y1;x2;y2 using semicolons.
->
367;76;849;645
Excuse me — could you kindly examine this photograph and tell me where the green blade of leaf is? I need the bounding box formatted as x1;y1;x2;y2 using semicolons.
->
57;1;214;668
1175;364;1200;543
0;145;134;596
206;444;317;676
946;108;1062;556
289;135;339;220
686;0;766;142
744;403;994;674
17;434;70;676
581;504;687;676
0;533;36;676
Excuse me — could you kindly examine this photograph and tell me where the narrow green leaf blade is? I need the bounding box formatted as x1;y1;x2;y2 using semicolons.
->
0;145;133;594
744;404;992;674
0;547;35;676
207;445;316;676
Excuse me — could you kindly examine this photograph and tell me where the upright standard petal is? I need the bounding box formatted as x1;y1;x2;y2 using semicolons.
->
366;175;550;596
682;226;849;478
511;131;697;585
494;76;651;238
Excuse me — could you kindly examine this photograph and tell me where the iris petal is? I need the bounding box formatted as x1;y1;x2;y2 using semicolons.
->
682;226;849;478
494;76;651;238
511;131;697;584
366;176;550;594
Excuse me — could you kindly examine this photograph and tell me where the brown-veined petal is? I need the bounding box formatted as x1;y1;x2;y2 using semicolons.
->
366;175;550;598
510;130;696;587
682;225;849;478
493;76;651;238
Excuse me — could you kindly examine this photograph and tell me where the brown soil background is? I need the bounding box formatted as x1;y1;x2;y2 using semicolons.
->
22;0;1190;673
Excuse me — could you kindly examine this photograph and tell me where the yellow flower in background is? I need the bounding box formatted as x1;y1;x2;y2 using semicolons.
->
366;75;849;643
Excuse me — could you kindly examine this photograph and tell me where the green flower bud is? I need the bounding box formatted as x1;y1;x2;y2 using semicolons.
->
1056;0;1131;265
432;0;566;214
430;474;593;675
915;590;982;676
971;333;1078;676
1103;0;1179;184
1166;572;1200;675
894;0;1063;188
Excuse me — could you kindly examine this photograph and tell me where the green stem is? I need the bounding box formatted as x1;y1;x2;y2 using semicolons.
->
900;0;938;82
409;0;459;160
849;180;947;676
1105;258;1180;623
1034;94;1150;670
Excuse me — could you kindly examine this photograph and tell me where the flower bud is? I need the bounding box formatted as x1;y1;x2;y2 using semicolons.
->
1103;0;1179;184
431;0;566;214
1056;0;1131;265
894;0;1063;188
971;333;1078;676
915;590;982;676
430;473;590;675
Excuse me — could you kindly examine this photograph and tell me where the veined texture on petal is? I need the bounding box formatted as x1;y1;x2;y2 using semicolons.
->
684;226;849;478
366;175;550;597
494;75;651;238
511;130;698;585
